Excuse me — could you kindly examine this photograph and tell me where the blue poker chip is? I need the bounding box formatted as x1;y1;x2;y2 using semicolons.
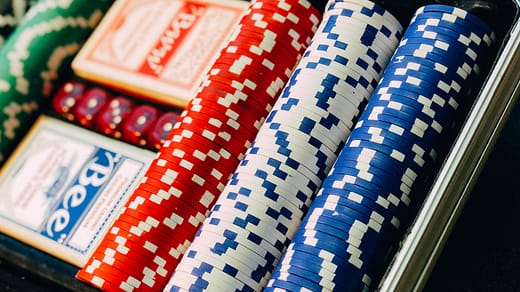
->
382;62;469;98
387;54;474;86
346;137;428;170
398;36;482;67
363;103;445;136
392;46;479;78
281;248;372;290
318;181;412;221
350;127;436;167
352;119;440;153
330;156;416;190
305;195;388;233
302;204;396;248
290;231;378;271
362;98;451;136
334;142;421;181
270;269;323;291
376;74;469;112
323;167;413;211
288;242;375;278
415;5;495;37
353;114;440;146
374;86;460;113
405;19;493;53
321;170;413;209
278;252;367;289
408;14;492;41
276;262;336;290
372;82;462;118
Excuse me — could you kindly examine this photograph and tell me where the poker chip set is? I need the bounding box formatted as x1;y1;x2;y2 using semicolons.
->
164;1;403;291
265;4;496;291
51;80;181;150
76;0;322;290
0;0;499;291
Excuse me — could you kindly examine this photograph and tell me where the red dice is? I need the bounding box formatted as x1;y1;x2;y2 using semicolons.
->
122;105;160;146
148;111;180;150
74;87;110;128
52;80;86;121
96;96;135;138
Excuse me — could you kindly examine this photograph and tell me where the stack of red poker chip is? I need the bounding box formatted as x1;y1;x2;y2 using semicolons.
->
76;0;322;291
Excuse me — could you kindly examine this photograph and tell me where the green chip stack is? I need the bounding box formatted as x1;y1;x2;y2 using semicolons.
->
0;0;35;47
0;0;114;163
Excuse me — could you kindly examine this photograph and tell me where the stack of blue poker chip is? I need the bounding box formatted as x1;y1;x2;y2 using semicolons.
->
266;3;496;292
164;0;403;291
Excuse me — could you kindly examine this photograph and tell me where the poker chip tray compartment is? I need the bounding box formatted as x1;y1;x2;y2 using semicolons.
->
0;0;519;291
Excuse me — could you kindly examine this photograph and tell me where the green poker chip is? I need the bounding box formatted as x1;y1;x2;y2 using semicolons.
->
0;0;114;164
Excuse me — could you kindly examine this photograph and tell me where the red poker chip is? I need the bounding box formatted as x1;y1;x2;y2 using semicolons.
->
228;25;309;57
246;3;321;34
185;101;266;138
248;0;322;23
213;51;297;81
162;130;241;173
90;250;158;283
156;141;239;178
128;193;208;229
224;35;305;62
96;96;135;138
179;110;256;143
93;238;154;268
101;224;181;262
231;22;311;55
136;174;222;213
76;267;134;291
201;72;282;108
197;76;278;110
171;118;250;158
110;220;168;248
52;80;86;121
152;152;231;194
95;243;176;278
78;258;145;290
90;251;173;290
175;114;252;157
118;209;190;241
124;197;207;229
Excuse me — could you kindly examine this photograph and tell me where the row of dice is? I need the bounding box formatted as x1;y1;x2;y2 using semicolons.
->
51;80;181;150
